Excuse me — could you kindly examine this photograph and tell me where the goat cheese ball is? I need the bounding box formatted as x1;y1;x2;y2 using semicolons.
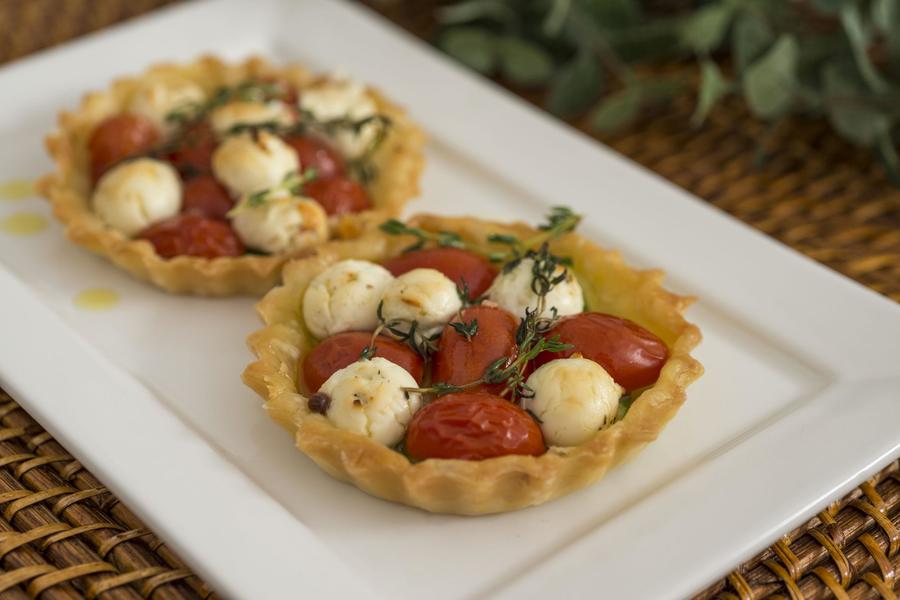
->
299;78;378;159
522;357;623;446
92;158;182;236
486;257;584;319
302;259;395;339
379;268;462;337
209;100;295;137
317;357;422;446
231;193;327;254
211;131;299;196
128;75;206;135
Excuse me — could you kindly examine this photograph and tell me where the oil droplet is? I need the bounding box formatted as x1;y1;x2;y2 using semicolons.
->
0;179;35;201
0;212;48;236
74;288;120;311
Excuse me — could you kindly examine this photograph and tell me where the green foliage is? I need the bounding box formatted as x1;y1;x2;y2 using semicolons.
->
436;0;900;184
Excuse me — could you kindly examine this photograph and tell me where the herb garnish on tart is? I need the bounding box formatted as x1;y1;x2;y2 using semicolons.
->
243;210;704;514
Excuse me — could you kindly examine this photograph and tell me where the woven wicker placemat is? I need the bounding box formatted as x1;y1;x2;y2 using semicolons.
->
1;1;898;598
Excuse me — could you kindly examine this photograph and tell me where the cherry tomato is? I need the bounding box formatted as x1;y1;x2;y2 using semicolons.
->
181;175;235;220
381;247;497;299
432;305;517;394
89;114;160;182
302;331;424;393
283;136;345;180
138;214;244;259
534;312;669;390
304;177;371;216
405;392;544;461
165;122;217;176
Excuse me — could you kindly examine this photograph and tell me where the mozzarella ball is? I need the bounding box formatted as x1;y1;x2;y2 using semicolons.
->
231;192;327;254
379;268;462;337
211;131;299;196
523;357;623;447
302;259;395;339
487;258;584;319
92;158;182;236
299;79;378;159
209;100;295;136
318;357;422;446
128;75;206;135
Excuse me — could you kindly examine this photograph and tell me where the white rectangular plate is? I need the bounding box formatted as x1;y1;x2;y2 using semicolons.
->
1;1;899;598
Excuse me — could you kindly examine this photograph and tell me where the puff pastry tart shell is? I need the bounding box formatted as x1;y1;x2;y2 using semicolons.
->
38;56;425;296
243;214;703;515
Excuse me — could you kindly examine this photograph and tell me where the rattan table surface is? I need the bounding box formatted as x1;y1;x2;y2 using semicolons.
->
1;1;898;599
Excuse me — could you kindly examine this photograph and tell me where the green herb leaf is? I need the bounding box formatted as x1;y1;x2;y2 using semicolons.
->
840;3;890;94
439;27;498;74
744;34;799;119
732;11;775;73
496;36;554;85
579;0;641;29
589;85;642;133
692;59;730;126
450;319;479;341
822;60;889;146
548;52;604;117
681;2;736;55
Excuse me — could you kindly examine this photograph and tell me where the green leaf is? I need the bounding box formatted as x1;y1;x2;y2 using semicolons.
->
743;34;799;119
822;60;889;146
543;0;572;36
692;60;730;126
439;27;498;74
732;12;775;73
871;0;899;32
496;36;554;85
548;52;603;116
589;85;642;133
606;18;685;62
579;0;642;29
437;0;518;26
840;3;890;93
681;2;736;55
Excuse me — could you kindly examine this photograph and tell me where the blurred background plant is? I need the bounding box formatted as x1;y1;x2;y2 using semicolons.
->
435;0;900;182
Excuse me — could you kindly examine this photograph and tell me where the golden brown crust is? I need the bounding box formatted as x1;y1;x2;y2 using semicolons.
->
38;55;426;296
243;214;704;515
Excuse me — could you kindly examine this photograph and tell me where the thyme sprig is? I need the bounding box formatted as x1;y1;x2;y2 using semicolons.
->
449;318;479;341
225;167;318;217
375;301;441;358
487;206;581;264
379;220;466;253
165;81;285;127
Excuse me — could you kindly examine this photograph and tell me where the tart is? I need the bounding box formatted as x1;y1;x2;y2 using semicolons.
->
39;56;425;295
243;210;703;514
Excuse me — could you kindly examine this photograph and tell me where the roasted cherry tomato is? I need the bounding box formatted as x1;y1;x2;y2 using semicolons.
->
138;214;244;259
534;312;668;390
89;114;160;182
381;247;497;299
181;175;235;220
304;177;371;216
302;331;424;393
432;305;517;394
165;122;217;176
283;136;345;180
405;392;544;461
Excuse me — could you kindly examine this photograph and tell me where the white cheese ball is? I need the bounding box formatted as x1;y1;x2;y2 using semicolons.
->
129;75;206;135
299;79;378;159
379;268;462;337
318;357;422;446
302;259;395;339
486;258;584;319
523;357;623;447
231;193;327;254
209;100;295;137
211;131;299;196
92;158;182;236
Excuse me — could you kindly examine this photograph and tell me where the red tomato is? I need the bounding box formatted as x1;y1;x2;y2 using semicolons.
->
432;305;517;394
138;214;244;259
405;392;544;461
534;312;669;390
283;136;345;180
166;122;217;176
89;114;160;182
302;332;424;393
182;175;235;220
304;177;371;216
381;248;497;299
